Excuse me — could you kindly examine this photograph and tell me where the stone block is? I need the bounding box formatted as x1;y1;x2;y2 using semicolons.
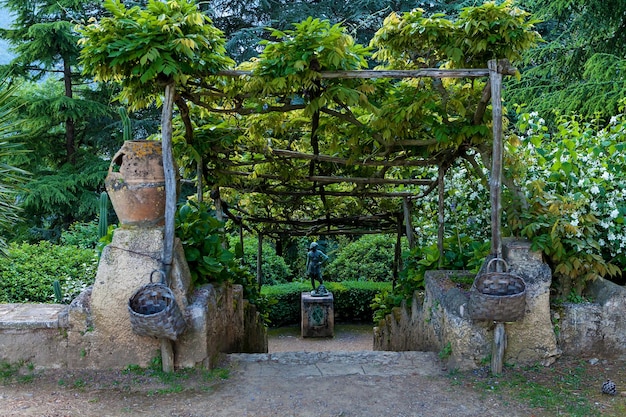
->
301;292;334;338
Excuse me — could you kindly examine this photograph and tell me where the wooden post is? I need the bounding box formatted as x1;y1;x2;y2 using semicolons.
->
489;60;506;377
160;82;176;373
257;233;263;290
492;322;506;375
403;198;415;249
437;165;445;268
488;59;504;260
393;214;402;290
197;159;203;203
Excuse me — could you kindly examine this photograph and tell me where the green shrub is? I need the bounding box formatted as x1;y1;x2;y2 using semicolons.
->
372;235;490;323
175;201;264;313
325;234;401;282
0;241;98;303
261;280;392;326
228;235;293;285
60;221;99;249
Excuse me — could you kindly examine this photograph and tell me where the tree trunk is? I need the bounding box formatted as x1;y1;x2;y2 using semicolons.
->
63;58;76;164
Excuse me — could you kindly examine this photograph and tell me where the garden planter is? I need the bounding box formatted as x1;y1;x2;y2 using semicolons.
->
105;140;166;227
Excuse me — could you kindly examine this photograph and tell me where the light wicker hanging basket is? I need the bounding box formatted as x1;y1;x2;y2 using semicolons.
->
128;270;186;341
468;258;526;322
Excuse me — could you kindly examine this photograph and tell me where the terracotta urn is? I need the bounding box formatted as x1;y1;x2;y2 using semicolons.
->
105;140;166;227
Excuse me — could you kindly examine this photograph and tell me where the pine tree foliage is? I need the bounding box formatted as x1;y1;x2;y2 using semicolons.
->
17;152;109;242
0;1;124;240
203;0;478;63
506;0;626;120
0;75;29;252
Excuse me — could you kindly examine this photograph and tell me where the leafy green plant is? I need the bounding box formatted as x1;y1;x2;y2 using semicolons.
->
78;0;234;110
0;72;29;254
439;342;452;360
372;235;489;323
60;220;99;249
176;201;235;286
0;360;35;384
175;201;264;314
507;110;625;296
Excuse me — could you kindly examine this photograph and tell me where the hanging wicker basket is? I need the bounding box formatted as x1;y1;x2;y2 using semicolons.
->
128;270;187;341
468;258;526;322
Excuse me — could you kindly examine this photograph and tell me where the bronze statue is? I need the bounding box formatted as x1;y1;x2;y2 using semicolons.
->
306;242;329;295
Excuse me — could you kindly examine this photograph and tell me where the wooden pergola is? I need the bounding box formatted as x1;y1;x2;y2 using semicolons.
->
197;59;515;287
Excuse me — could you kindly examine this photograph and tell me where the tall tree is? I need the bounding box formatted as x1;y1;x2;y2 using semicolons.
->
506;0;626;120
0;0;122;240
0;0;107;163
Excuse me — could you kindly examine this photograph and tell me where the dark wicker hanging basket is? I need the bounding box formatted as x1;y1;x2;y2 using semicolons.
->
468;258;526;322
128;270;187;341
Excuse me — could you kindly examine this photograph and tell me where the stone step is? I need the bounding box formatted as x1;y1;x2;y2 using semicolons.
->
226;350;445;378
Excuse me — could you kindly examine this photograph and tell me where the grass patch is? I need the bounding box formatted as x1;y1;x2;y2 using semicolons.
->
450;358;626;417
0;361;36;384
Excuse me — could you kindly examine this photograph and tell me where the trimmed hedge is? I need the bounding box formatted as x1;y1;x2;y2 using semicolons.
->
261;281;392;327
0;241;98;303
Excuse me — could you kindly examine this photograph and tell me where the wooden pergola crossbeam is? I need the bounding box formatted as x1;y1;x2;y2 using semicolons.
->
222;187;418;198
218;68;516;80
309;175;432;186
213;169;434;186
271;149;436;167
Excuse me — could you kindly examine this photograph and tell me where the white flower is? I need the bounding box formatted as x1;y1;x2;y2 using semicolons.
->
590;201;598;210
608;232;616;241
590;185;600;195
599;238;606;246
610;116;618;125
602;171;611;181
611;209;620;219
571;218;579;227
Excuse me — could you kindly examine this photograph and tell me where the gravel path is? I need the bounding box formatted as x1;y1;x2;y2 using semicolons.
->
0;325;535;417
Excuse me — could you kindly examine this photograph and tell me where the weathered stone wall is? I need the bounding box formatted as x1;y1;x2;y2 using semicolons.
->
556;278;626;358
374;238;561;370
0;283;266;370
0;227;267;370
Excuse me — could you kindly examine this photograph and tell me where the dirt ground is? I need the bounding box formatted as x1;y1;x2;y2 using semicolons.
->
1;324;625;417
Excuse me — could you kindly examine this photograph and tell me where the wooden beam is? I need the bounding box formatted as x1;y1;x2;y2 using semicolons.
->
437;165;445;268
246;214;395;227
309;175;433;186
257;233;263;290
217;68;512;79
272;149;435;167
403;198;415;249
489;59;504;259
212;169;434;186
251;189;416;198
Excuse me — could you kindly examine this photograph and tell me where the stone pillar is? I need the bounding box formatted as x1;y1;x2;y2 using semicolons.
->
301;292;334;338
499;238;561;366
67;227;190;369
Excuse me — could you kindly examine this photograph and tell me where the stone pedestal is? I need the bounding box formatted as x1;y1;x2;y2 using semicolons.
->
301;292;334;338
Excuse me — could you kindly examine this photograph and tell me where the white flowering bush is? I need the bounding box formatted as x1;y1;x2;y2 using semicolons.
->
505;110;625;297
